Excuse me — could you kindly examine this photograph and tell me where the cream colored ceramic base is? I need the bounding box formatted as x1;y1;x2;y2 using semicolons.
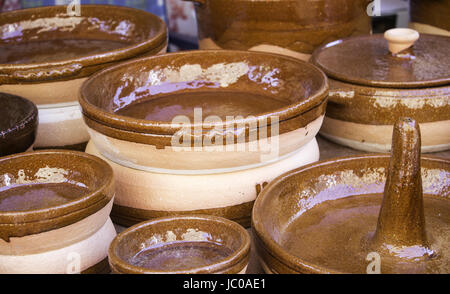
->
88;115;323;173
86;137;319;211
409;22;450;37
198;38;311;61
320;117;450;153
0;218;116;274
34;102;90;148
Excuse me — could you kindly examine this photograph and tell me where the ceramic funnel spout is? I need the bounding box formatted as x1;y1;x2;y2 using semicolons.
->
371;118;433;258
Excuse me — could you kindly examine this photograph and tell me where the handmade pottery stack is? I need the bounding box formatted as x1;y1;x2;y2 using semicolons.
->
187;0;371;60
0;5;167;150
80;50;328;228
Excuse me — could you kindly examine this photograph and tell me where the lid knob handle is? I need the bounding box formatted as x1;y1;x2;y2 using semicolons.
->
384;28;420;55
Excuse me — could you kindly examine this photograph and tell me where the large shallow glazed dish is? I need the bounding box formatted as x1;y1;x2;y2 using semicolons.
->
109;215;250;274
410;0;450;36
0;5;167;149
253;118;449;273
0;92;38;156
187;0;371;61
312;28;450;152
80;50;327;226
0;150;116;274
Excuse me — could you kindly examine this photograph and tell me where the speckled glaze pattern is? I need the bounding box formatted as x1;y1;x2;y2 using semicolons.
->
410;0;450;31
252;153;449;273
0;5;167;84
188;0;371;55
0;150;114;242
108;215;250;274
80;50;328;147
0;92;38;156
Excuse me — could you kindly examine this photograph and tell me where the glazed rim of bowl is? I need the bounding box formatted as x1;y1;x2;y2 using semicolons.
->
0;92;38;141
108;215;251;274
251;154;449;274
0;150;114;241
79;50;328;141
0;5;167;84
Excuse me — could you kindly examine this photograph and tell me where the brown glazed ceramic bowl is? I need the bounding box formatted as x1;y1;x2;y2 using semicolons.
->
0;150;116;273
109;215;250;274
0;5;167;149
80;50;327;227
252;154;449;273
0;92;38;156
409;0;450;36
186;0;371;61
312;29;450;153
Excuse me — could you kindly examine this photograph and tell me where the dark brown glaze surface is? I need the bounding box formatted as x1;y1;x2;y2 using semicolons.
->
0;150;114;242
108;215;250;274
252;154;449;273
0;92;38;156
410;0;450;31
325;79;450;125
80;50;328;147
189;0;370;54
0;5;167;84
312;34;450;88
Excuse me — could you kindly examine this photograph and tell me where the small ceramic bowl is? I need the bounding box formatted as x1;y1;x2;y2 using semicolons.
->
85;138;318;227
0;150;116;274
109;215;251;274
80;50;328;172
0;5;167;149
252;154;449;273
186;0;371;61
0;92;38;156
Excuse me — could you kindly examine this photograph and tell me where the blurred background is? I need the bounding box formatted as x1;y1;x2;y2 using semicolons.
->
0;0;412;51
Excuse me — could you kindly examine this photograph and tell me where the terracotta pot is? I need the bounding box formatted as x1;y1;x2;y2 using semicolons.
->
252;153;449;273
312;29;450;152
109;215;250;274
80;50;328;226
0;150;116;274
0;92;38;156
186;0;371;61
409;0;450;36
0;5;167;149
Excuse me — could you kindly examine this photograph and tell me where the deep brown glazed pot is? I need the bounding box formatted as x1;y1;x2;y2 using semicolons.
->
186;0;371;60
252;151;449;273
312;29;450;153
410;0;450;36
0;5;167;149
0;92;38;156
80;49;328;227
108;215;251;274
0;150;116;273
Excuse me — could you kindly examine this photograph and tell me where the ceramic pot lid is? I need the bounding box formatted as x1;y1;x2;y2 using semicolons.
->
311;28;450;88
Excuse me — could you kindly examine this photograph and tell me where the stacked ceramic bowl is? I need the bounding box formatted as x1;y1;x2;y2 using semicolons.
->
0;5;167;150
80;50;328;228
0;150;115;274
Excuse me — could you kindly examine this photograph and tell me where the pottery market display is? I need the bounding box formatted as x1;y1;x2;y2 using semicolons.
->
186;0;371;61
312;28;450;153
109;215;250;274
80;50;328;227
0;5;167;150
0;150;116;274
253;117;449;273
0;92;38;156
409;0;450;36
